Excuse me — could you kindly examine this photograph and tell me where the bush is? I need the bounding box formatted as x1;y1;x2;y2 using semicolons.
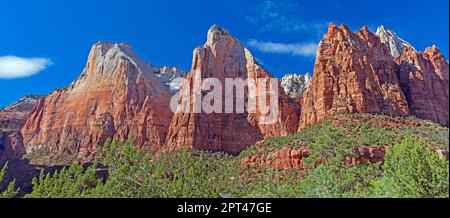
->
101;139;248;198
373;136;449;198
25;163;102;198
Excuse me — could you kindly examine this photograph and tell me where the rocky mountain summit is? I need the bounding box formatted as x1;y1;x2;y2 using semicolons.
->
0;23;445;162
299;23;448;129
396;45;449;126
164;25;300;154
376;25;414;58
155;66;186;93
21;42;177;159
0;95;43;164
281;73;312;99
300;24;410;128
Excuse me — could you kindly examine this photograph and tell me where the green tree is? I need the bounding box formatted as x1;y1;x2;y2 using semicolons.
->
373;135;449;198
0;162;19;198
26;163;102;198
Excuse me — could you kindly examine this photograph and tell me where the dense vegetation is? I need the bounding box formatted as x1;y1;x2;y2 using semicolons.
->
1;114;449;198
0;163;19;198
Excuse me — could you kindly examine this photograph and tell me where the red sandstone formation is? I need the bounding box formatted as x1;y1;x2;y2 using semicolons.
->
299;24;410;128
396;46;449;126
164;25;300;154
0;95;42;164
241;145;388;170
21;42;175;158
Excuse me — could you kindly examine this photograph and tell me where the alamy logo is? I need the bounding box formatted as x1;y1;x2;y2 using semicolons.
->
170;70;279;124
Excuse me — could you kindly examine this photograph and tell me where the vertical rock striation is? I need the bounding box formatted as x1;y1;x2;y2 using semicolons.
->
21;42;176;158
299;24;409;128
164;25;300;154
396;46;449;126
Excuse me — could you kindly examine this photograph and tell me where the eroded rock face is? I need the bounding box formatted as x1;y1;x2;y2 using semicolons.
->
299;24;409;128
155;66;186;94
376;26;414;58
164;25;300;154
241;145;388;170
1;95;42;164
281;73;312;99
21;42;175;158
241;147;310;170
396;46;449;126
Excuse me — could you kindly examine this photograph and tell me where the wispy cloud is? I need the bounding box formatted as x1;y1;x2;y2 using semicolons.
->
248;39;318;57
246;0;327;35
0;56;52;79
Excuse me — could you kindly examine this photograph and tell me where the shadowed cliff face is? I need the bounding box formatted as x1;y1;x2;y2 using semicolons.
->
1;95;43;164
164;25;300;154
396;46;449;126
299;24;410;128
21;42;175;159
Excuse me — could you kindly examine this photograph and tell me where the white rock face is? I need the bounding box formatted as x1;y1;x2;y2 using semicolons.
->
156;66;186;93
376;26;414;58
281;73;312;99
3;95;43;112
72;41;186;94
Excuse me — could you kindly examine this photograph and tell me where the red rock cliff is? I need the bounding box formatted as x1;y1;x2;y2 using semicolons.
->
21;42;174;158
396;46;449;126
1;95;42;164
299;24;409;128
164;25;300;154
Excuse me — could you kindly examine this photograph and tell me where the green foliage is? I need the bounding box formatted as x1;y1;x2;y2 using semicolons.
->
0;162;19;198
21;114;449;198
95;139;245;198
25;163;102;198
293;164;381;198
372;136;449;198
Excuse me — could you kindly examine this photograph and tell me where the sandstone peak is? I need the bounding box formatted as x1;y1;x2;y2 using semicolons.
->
165;26;300;154
425;45;443;56
2;95;44;112
281;73;312;99
206;24;233;46
21;41;176;158
86;41;158;77
1;95;42;164
156;66;187;93
396;43;449;126
300;23;409;128
376;25;414;58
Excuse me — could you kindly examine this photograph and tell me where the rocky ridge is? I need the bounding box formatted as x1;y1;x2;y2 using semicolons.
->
1;95;43;164
376;25;414;58
281;73;312;99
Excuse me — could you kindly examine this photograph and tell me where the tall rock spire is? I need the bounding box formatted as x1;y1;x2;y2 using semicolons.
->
164;25;299;154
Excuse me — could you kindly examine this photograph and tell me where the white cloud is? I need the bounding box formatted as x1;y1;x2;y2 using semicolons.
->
248;39;318;57
0;56;52;79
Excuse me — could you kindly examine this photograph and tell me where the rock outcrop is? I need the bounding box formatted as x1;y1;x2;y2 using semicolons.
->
281;73;312;99
241;145;388;170
299;24;409;128
21;42;176;158
164;25;300;154
155;66;186;94
1;95;43;164
376;26;414;58
396;46;449;126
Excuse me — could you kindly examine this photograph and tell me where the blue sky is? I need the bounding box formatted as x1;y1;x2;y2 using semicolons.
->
0;0;449;107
